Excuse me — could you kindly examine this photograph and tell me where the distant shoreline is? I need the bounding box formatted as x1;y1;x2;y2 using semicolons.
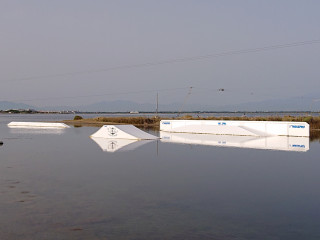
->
1;110;320;115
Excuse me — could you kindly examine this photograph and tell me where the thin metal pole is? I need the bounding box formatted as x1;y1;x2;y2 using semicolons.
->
178;87;193;117
156;92;159;117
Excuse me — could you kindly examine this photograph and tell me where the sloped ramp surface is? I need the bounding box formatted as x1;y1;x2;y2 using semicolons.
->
160;120;309;137
170;125;261;136
90;125;158;140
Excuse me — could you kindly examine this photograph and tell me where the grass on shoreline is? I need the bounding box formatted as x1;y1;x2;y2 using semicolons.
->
65;115;320;130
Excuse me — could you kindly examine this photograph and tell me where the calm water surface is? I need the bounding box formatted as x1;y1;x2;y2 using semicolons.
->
0;115;320;239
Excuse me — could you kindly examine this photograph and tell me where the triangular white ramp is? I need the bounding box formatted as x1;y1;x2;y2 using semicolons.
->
90;125;159;140
91;137;155;152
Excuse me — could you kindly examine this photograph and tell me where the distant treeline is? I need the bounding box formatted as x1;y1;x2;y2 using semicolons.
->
0;109;37;114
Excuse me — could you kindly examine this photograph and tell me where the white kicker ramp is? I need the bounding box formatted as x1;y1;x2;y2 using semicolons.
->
90;125;159;140
160;120;309;137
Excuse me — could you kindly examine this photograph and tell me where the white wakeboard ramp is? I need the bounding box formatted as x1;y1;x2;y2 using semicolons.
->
160;120;309;137
90;125;158;140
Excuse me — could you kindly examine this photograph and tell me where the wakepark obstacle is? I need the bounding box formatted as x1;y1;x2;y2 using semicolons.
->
160;120;309;137
8;122;70;128
90;125;159;140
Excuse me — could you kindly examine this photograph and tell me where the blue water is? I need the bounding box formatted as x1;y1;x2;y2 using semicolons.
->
0;114;320;240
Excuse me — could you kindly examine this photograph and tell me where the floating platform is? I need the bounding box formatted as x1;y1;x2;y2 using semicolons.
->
160;120;309;137
8;122;70;128
90;125;159;140
160;132;309;152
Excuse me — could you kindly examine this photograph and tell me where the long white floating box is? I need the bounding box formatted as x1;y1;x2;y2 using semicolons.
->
160;132;309;152
8;122;70;128
160;120;309;137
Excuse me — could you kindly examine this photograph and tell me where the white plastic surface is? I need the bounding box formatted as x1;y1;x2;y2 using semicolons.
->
90;125;159;140
7;122;70;128
160;120;309;137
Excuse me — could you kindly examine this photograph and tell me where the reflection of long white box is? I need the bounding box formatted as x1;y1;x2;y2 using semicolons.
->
160;132;309;152
160;120;309;137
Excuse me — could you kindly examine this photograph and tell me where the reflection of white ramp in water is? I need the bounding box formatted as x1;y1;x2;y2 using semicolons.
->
91;137;154;152
160;132;309;152
9;127;66;135
8;122;70;128
90;125;158;140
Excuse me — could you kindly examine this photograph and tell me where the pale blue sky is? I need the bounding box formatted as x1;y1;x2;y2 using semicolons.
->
1;0;320;107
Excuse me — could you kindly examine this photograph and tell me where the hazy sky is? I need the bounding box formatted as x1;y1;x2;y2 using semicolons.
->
1;0;320;107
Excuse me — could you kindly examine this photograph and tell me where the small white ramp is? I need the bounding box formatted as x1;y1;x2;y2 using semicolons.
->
90;125;158;140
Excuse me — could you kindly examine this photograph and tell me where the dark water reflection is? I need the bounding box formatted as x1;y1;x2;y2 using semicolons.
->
1;118;320;239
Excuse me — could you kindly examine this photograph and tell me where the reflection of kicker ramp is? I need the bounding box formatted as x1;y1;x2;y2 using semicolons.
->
91;138;154;152
90;125;158;140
